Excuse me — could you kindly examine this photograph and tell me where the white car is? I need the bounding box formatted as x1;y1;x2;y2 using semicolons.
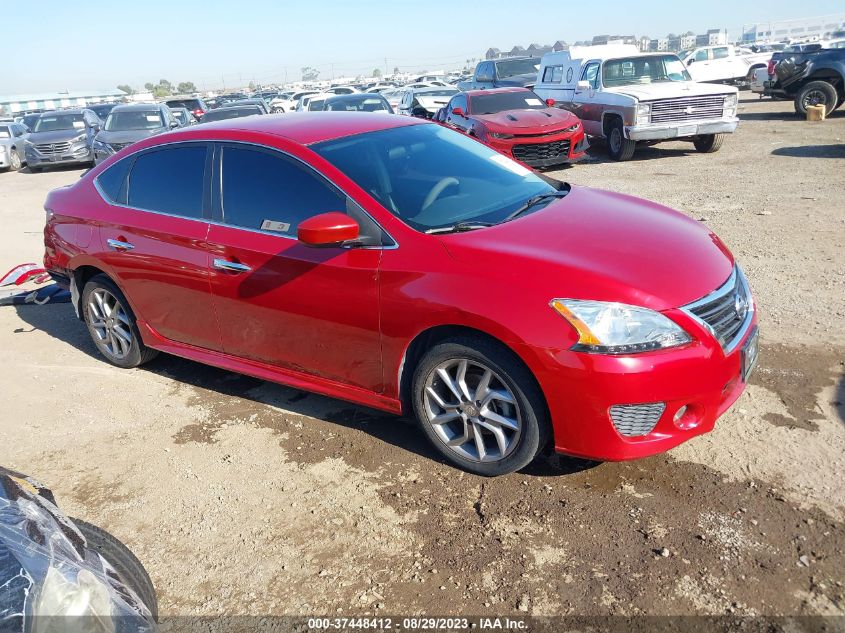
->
396;87;458;118
750;66;770;95
295;92;336;111
325;86;360;95
271;90;316;113
679;45;770;84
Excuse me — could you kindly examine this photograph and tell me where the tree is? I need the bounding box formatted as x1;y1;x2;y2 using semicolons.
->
248;80;256;91
177;81;197;94
117;84;134;95
144;82;155;92
393;66;400;75
372;68;382;78
301;66;320;82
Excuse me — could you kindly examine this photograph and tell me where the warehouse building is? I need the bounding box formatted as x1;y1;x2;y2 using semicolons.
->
0;89;126;116
741;13;845;44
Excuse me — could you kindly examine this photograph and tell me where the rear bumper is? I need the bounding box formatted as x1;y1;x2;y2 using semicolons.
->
626;118;738;141
520;313;757;461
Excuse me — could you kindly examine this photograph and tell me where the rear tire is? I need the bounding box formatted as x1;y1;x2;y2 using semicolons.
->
793;81;838;116
412;336;549;476
606;118;636;161
693;134;725;153
82;274;158;368
73;518;158;621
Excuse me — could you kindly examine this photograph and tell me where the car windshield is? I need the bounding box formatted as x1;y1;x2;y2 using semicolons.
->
496;58;541;78
104;111;163;131
309;99;327;111
0;127;10;138
603;55;691;86
33;113;85;132
326;96;389;112
416;89;458;97
313;124;559;232
470;91;546;114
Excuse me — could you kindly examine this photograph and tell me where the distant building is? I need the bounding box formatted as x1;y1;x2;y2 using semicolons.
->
650;38;669;51
485;47;502;60
0;88;126;116
741;13;845;43
679;33;697;50
696;29;727;46
638;36;651;51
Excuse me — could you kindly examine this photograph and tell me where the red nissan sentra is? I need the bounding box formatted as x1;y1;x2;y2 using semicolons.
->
43;113;757;476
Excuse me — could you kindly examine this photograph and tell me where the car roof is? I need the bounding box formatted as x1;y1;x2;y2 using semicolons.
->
184;111;423;144
40;108;90;115
111;103;163;112
325;93;387;102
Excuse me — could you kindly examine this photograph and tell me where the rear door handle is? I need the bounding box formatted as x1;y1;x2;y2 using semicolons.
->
213;258;252;273
106;238;134;251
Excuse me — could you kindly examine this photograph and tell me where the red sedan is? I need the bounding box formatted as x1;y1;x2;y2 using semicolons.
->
43;113;757;476
439;87;587;168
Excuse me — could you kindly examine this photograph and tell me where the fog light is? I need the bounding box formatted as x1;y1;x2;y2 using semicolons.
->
672;404;702;430
673;406;688;422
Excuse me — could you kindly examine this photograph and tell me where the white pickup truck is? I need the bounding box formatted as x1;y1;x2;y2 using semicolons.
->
534;45;739;161
679;45;770;85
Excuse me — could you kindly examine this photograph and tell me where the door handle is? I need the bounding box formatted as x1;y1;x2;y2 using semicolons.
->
106;238;134;251
213;258;252;273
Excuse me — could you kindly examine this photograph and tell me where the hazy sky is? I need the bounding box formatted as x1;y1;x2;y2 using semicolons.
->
4;0;844;94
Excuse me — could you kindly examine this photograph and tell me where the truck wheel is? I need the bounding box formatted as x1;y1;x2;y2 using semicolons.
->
693;134;725;153
607;118;635;161
794;81;838;116
10;150;22;171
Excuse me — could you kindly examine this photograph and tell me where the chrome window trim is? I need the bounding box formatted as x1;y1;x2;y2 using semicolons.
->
680;265;755;354
91;138;398;250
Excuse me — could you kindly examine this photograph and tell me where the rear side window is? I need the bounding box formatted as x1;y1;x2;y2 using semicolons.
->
220;146;344;237
127;145;207;218
96;157;132;204
542;65;563;83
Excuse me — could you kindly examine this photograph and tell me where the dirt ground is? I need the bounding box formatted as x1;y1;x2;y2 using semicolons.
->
1;97;843;620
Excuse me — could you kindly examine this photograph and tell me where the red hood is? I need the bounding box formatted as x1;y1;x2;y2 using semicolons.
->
472;108;579;132
438;186;734;311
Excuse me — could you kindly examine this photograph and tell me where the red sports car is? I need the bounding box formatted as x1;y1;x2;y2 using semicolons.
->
439;87;587;168
43;113;757;476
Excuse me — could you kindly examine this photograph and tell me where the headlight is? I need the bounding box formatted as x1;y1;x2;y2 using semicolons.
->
723;93;738;117
636;102;651;126
92;140;111;152
550;299;691;354
72;134;88;145
562;122;580;133
489;132;515;139
0;145;5;154
35;565;114;629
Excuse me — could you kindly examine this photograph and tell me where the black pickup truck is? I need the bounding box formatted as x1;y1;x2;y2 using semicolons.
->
765;47;845;115
457;57;540;91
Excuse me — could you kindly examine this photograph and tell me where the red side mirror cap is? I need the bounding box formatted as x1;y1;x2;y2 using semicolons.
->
452;107;465;117
297;212;359;247
545;98;556;107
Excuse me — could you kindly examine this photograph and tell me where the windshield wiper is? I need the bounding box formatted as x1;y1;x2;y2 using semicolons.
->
501;189;569;224
425;221;494;235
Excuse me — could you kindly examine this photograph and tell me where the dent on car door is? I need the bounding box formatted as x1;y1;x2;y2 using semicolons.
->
205;143;383;392
95;144;220;350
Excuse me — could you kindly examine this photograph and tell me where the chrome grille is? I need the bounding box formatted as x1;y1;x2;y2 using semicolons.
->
511;139;570;163
609;403;665;437
649;96;726;123
683;267;753;352
34;142;71;155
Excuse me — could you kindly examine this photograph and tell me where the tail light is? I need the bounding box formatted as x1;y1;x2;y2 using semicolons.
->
767;60;776;76
193;109;205;118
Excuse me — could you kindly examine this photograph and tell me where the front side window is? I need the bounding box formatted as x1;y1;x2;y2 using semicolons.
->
694;49;709;62
313;124;558;233
713;47;729;59
582;62;600;88
127;145;207;218
220;146;345;237
602;55;691;87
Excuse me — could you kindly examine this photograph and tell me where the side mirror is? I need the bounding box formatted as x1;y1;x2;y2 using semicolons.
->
89;122;101;132
297;212;359;247
545;98;556;107
687;59;695;65
451;107;465;117
576;80;591;91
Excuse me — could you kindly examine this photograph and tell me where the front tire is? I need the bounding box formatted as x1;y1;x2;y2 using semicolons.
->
607;118;636;161
794;81;838;116
693;133;725;153
73;518;158;621
10;149;22;170
82;274;158;368
412;336;549;476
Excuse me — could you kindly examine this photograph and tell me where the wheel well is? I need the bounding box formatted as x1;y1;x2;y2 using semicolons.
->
602;113;622;136
71;265;108;318
804;73;844;94
397;325;548;419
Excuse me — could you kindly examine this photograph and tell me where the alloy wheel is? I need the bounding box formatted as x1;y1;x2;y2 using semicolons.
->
87;288;133;360
422;358;522;463
802;89;828;109
10;151;21;170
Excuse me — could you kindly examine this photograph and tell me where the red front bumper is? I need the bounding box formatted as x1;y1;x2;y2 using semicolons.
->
486;127;588;168
519;313;757;461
